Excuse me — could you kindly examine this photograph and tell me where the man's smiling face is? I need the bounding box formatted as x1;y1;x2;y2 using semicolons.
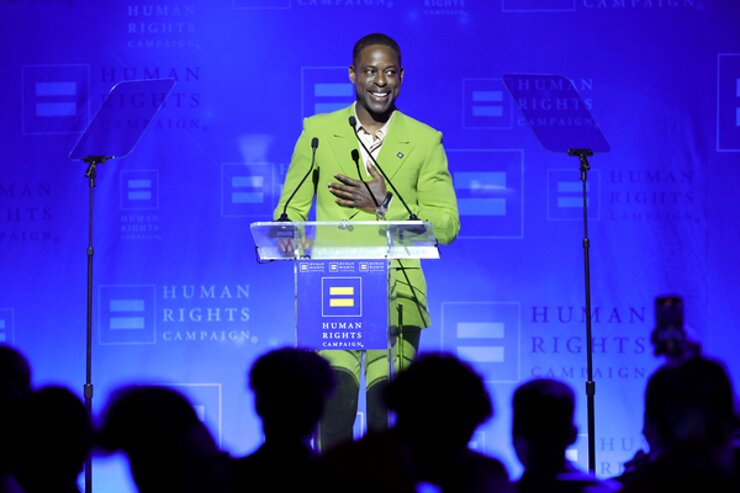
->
349;43;404;125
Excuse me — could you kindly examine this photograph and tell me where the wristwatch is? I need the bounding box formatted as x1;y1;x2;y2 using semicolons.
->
376;192;393;219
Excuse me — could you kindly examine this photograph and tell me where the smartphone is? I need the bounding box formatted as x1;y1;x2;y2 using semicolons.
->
651;295;684;357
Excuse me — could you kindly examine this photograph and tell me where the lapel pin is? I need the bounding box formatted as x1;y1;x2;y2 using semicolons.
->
396;151;404;159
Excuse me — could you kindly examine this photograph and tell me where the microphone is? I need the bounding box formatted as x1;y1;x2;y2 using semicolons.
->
350;149;380;208
348;116;418;220
278;137;319;222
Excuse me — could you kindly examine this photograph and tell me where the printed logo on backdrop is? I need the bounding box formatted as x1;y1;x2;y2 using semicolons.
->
510;77;594;131
462;80;513;130
547;168;601;221
441;302;521;383
607;168;697;223
527;303;652;476
98;283;254;346
581;0;703;11
120;170;161;240
99;285;157;345
501;0;575;13
221;163;276;218
599;433;646;477
127;3;200;50
98;66;202;132
233;0;291;8
0;309;14;344
21;65;90;135
526;303;650;381
448;149;524;239
301;67;353;119
422;0;469;16
169;383;223;446
0;181;56;245
296;0;394;9
2;1;74;7
717;54;740;152
161;284;254;344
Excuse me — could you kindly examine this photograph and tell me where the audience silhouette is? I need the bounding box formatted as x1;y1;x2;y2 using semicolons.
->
512;378;619;493
10;386;92;493
618;356;738;492
98;385;230;493
2;339;737;493
229;346;336;493
318;351;512;493
0;344;32;493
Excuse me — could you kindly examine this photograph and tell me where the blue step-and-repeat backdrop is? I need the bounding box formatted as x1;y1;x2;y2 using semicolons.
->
2;1;739;491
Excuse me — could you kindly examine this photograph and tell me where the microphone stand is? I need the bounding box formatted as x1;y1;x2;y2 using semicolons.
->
278;138;319;222
348;117;417;220
350;149;380;209
82;154;110;493
567;147;596;474
67;79;175;493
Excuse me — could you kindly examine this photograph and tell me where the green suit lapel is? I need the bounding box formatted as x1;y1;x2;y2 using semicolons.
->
327;107;359;178
327;107;416;181
377;111;415;181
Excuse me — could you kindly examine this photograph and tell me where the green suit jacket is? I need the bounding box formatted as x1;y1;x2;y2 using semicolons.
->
275;105;460;328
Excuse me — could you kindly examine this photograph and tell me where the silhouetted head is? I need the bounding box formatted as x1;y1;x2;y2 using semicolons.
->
644;356;736;453
0;344;31;409
99;385;216;453
98;385;224;492
0;344;32;474
12;386;92;490
512;378;577;468
249;347;336;440
385;352;492;449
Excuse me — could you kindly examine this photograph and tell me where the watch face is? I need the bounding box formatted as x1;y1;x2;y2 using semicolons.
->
376;192;392;218
382;192;393;207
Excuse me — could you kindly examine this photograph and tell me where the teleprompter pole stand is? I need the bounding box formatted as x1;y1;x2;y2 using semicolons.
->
567;148;597;474
82;155;110;493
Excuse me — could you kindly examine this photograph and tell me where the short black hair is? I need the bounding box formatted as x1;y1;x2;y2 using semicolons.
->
513;378;575;447
353;33;402;66
249;347;336;435
645;356;735;446
385;352;492;438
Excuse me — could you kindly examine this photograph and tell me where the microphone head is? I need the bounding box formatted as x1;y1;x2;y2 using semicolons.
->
311;137;319;149
348;116;357;128
351;149;360;161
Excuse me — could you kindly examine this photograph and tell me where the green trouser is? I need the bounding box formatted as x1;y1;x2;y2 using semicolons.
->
316;326;421;452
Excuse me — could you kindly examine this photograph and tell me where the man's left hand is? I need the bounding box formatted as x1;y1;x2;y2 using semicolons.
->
328;164;387;214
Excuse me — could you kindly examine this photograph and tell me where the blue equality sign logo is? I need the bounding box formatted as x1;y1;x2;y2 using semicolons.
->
22;65;90;135
462;79;513;129
717;54;740;151
301;67;353;119
323;277;362;317
0;309;14;344
99;285;157;345
450;149;524;239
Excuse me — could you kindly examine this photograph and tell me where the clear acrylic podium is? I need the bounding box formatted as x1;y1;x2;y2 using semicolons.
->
250;220;439;260
250;220;439;350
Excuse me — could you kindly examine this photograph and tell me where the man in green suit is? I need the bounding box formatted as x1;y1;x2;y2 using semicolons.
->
274;33;460;452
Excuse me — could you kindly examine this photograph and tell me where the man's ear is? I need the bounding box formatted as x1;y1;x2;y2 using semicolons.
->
348;65;356;84
400;66;405;83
